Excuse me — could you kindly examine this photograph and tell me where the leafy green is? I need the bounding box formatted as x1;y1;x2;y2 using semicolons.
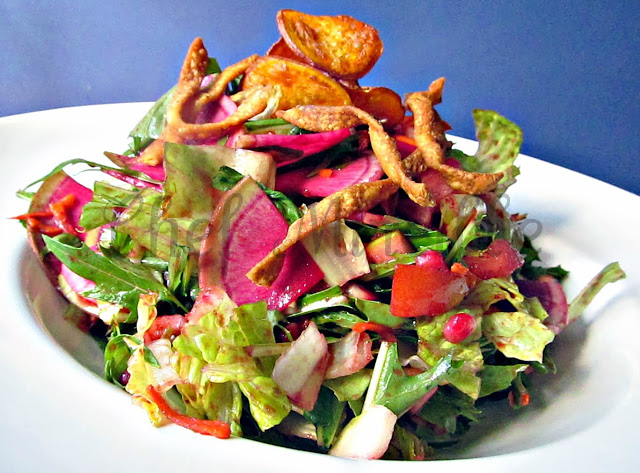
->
365;342;457;415
172;297;290;431
518;236;569;281
482;311;554;363
568;262;626;322
324;370;372;402
115;188;208;260
452;110;523;195
43;234;182;318
417;312;484;399
418;386;480;435
79;180;140;230
478;364;528;397
304;386;345;448
353;298;408;329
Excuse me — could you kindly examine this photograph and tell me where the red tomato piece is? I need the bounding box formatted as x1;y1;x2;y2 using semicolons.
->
463;239;524;280
390;265;469;318
144;315;186;344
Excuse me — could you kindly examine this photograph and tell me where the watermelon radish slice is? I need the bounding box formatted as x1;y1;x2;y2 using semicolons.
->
199;176;323;310
233;128;352;163
105;152;166;181
275;151;383;198
196;94;238;124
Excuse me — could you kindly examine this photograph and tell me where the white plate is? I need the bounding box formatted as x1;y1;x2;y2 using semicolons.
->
1;104;638;472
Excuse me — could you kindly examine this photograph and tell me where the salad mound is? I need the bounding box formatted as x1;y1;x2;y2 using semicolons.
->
15;10;626;461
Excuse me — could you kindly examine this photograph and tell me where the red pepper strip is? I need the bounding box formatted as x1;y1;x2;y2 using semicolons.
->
49;193;77;235
26;217;63;236
11;209;54;220
352;322;397;343
145;385;231;439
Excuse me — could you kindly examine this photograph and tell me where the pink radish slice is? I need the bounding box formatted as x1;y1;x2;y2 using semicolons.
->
199;176;323;311
234;128;352;162
275;152;383;198
195;95;238;124
106;152;166;181
517;275;569;333
271;322;330;411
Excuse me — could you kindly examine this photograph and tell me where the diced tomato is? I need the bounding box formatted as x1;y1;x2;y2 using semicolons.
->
390;264;469;317
143;315;186;344
463;239;524;280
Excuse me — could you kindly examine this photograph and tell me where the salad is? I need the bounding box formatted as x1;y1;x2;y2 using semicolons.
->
15;9;626;460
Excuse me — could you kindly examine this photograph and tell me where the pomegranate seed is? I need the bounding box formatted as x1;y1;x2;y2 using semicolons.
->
415;249;447;269
443;312;477;344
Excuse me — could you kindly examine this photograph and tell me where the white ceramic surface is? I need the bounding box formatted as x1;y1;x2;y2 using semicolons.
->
1;104;638;472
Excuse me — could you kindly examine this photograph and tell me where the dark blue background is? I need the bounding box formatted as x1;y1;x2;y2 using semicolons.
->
1;0;638;195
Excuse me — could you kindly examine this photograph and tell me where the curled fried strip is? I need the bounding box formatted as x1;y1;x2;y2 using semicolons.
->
137;39;263;165
277;105;434;207
406;79;503;194
194;54;260;110
247;179;399;287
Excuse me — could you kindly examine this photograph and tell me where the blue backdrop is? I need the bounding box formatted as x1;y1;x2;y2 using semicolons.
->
1;0;638;194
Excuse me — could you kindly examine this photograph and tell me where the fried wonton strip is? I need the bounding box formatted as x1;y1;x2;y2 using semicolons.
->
137;39;263;165
406;79;503;194
277;105;434;207
194;54;260;110
247;179;399;287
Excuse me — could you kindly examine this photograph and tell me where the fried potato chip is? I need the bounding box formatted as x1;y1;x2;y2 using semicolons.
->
241;56;351;110
345;85;406;128
276;9;383;80
266;37;307;62
247;179;400;287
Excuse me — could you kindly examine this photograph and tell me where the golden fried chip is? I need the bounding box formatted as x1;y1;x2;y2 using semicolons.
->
241;56;351;111
276;9;383;80
345;85;406;128
247;179;399;287
277;105;434;207
266;37;307;62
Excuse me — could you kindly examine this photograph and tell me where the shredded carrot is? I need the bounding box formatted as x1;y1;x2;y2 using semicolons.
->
394;135;417;148
450;262;469;276
26;217;62;236
352;321;397;343
146;385;231;439
318;168;333;178
49;193;77;235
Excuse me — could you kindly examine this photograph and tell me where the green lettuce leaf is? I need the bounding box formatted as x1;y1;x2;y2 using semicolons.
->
417;312;484;399
173;298;290;431
568;262;626;322
115;188;207;261
478;364;529;397
304;386;345;448
482;311;554;362
324;370;372;402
